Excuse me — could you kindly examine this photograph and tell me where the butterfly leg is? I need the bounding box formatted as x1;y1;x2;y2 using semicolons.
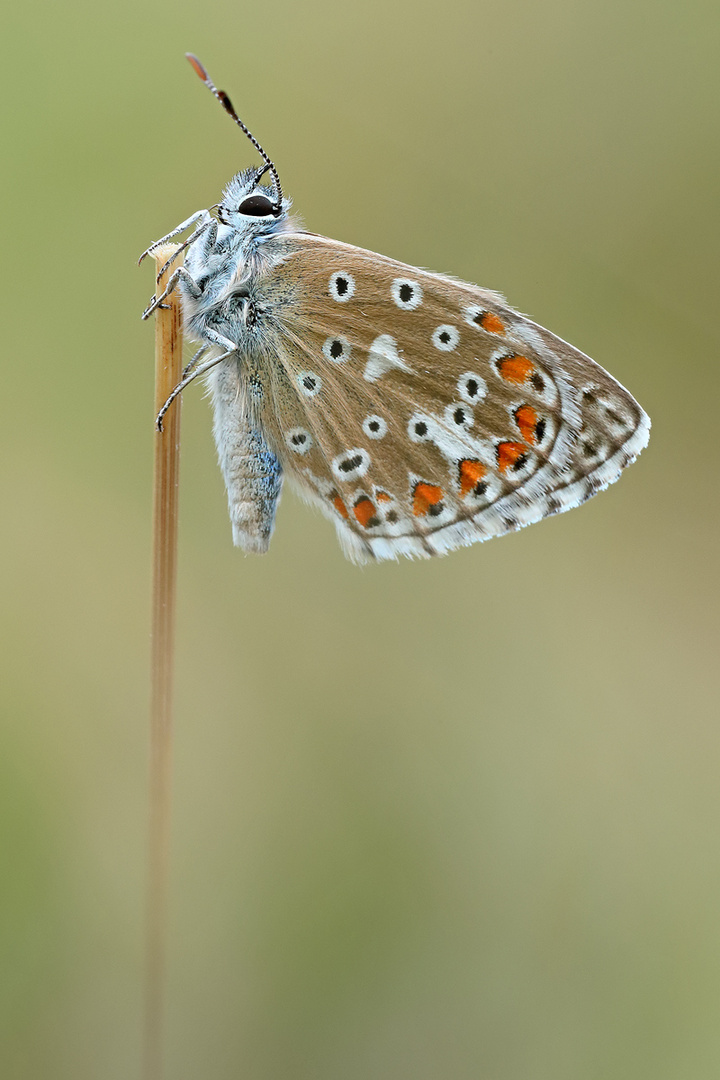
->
155;347;235;431
209;361;283;554
142;267;203;320
153;218;217;282
182;343;210;378
203;328;238;352
137;209;215;267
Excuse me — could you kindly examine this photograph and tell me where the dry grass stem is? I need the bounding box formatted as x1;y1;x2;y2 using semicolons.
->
144;244;183;1080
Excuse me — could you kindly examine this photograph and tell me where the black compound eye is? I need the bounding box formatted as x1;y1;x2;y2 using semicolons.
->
238;195;276;216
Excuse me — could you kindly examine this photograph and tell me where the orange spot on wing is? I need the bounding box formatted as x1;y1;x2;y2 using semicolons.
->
514;404;539;444
497;354;534;385
413;482;444;516
458;459;487;496
497;441;528;473
376;491;392;503
353;497;379;528
332;494;349;519
481;312;505;334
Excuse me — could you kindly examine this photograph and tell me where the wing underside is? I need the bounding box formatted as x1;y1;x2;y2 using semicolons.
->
217;234;649;562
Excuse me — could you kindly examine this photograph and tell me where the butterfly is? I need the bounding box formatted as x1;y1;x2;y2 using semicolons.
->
140;54;650;564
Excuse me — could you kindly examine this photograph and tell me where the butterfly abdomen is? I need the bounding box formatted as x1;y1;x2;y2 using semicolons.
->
209;357;283;553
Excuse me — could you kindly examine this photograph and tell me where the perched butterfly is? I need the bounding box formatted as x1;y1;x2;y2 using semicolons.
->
140;54;650;564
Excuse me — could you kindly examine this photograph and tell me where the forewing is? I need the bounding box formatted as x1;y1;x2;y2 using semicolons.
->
251;234;649;563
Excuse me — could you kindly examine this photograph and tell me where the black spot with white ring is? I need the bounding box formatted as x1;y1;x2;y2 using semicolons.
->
432;324;460;351
408;414;433;442
362;415;387;440
322;335;351;363
391;278;423;310
332;448;370;480
329;272;356;302
285;428;313;455
298;371;322;397
458;372;487;404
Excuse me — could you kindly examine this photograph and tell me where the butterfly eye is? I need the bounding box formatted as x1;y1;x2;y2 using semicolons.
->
238;195;276;216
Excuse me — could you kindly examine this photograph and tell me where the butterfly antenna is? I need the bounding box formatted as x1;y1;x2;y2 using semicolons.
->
186;53;283;214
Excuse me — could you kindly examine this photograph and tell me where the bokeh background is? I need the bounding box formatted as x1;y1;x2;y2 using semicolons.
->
2;1;719;1077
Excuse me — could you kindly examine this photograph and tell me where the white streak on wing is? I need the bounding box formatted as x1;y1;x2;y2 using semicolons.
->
363;334;413;382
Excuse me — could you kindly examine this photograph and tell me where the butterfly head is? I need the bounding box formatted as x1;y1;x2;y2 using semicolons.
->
186;55;288;229
217;166;290;235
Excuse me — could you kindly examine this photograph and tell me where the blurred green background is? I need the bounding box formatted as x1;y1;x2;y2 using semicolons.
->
2;0;719;1077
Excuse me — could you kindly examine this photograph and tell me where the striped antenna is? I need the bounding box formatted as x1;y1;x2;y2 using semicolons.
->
186;53;283;214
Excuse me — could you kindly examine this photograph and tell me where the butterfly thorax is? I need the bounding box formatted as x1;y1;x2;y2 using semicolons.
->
181;170;296;350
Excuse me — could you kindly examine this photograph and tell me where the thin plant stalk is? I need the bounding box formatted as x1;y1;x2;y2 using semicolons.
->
144;244;183;1080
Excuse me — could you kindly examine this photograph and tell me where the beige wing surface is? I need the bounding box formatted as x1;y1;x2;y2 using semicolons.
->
249;234;650;563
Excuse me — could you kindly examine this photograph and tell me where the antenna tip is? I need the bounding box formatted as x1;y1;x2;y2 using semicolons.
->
185;53;208;81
